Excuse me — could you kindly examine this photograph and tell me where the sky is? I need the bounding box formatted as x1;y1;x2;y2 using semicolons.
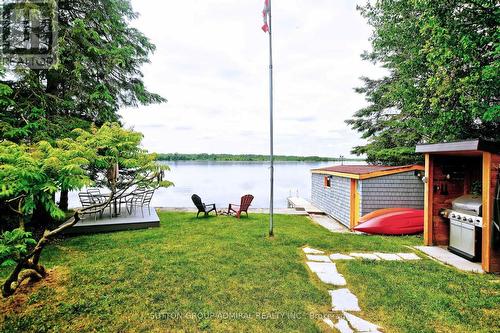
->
121;0;384;158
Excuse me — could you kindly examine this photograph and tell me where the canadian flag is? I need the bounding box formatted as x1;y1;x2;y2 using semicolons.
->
262;0;270;33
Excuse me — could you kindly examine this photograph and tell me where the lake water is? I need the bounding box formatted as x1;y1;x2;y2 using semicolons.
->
66;161;363;209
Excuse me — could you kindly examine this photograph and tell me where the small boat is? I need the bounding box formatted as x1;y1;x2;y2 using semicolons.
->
354;209;424;235
358;207;418;224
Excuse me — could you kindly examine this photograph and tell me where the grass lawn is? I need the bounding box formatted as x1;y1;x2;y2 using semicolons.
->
1;212;499;332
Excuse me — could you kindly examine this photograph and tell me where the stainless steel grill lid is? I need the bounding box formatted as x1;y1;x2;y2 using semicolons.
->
452;195;482;216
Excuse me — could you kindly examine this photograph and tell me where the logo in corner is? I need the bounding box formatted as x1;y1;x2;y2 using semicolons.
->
0;0;58;69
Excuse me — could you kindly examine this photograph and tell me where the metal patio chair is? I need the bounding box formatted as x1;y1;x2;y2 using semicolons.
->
78;192;107;221
87;188;105;203
126;189;155;217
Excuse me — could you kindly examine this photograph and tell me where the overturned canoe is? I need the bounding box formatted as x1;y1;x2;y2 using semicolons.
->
358;207;418;224
354;209;424;235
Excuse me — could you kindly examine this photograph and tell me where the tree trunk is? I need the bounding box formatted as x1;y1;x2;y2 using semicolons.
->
58;189;69;211
2;214;79;298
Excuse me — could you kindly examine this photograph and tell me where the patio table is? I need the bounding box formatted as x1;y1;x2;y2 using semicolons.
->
91;193;121;217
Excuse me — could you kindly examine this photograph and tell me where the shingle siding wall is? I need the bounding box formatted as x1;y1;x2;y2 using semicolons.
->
359;171;424;217
311;174;351;227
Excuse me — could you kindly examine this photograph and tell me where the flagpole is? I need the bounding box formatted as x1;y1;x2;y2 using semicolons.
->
268;0;274;237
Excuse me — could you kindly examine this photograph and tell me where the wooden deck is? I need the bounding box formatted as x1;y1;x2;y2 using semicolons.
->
63;207;160;235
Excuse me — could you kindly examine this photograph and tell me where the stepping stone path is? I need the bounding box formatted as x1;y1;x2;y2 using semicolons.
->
350;253;381;260
374;252;402;261
330;253;355;261
328;252;422;261
334;318;355;333
306;254;332;263
397;252;422;260
303;247;422;332
329;289;361;312
303;247;325;254
306;262;347;286
323;318;354;333
343;312;382;333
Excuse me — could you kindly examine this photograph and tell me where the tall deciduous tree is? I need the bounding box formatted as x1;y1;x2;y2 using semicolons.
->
347;0;499;165
0;124;171;297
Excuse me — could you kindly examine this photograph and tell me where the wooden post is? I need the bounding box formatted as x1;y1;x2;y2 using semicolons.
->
482;152;492;272
424;154;434;245
349;179;357;229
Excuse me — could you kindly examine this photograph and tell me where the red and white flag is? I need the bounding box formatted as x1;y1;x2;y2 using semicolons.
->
261;0;270;33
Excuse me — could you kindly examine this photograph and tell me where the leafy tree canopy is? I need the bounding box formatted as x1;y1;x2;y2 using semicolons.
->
72;123;172;192
348;0;499;165
0;123;172;297
0;138;92;224
0;123;170;230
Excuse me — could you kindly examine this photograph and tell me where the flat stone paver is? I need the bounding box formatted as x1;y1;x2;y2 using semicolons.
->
374;253;403;261
415;246;484;273
309;214;350;233
323;318;335;330
306;254;331;263
329;289;361;312
350;253;380;260
317;271;347;286
330;253;355;260
333;318;354;333
343;312;382;333
306;261;338;274
306;262;346;286
302;247;325;255
397;252;421;260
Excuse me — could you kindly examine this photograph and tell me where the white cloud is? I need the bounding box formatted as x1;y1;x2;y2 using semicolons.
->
120;0;384;157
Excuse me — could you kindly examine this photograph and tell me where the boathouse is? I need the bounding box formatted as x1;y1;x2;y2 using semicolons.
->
416;139;500;273
311;165;425;229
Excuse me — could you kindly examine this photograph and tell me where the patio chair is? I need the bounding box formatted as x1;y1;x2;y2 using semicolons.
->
79;192;94;207
191;194;217;218
87;188;105;203
126;189;155;217
141;189;155;216
78;192;107;221
227;194;254;219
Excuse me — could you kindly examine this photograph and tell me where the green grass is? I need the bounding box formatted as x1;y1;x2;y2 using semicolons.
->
1;212;499;332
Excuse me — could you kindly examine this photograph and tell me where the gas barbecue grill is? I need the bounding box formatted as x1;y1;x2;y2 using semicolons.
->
447;195;482;261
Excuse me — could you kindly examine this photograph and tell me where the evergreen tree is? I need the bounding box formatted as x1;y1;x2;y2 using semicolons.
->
0;0;165;143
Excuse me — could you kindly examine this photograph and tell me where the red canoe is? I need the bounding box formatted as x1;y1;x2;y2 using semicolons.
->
354;209;424;235
358;207;418;224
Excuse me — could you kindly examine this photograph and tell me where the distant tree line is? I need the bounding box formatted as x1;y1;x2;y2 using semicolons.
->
156;153;364;162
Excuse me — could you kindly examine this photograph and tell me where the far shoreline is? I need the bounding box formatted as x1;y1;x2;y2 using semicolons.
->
156;153;364;163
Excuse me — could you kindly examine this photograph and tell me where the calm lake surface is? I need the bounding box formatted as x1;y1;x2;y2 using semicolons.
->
66;161;363;209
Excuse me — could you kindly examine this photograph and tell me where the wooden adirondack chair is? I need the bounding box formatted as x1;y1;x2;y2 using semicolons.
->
227;194;254;219
191;194;217;218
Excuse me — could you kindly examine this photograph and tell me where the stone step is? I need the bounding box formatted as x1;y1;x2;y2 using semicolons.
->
329;289;361;312
343;312;382;333
349;253;381;260
302;247;325;255
374;252;403;261
306;254;332;263
330;253;355;260
306;261;347;286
